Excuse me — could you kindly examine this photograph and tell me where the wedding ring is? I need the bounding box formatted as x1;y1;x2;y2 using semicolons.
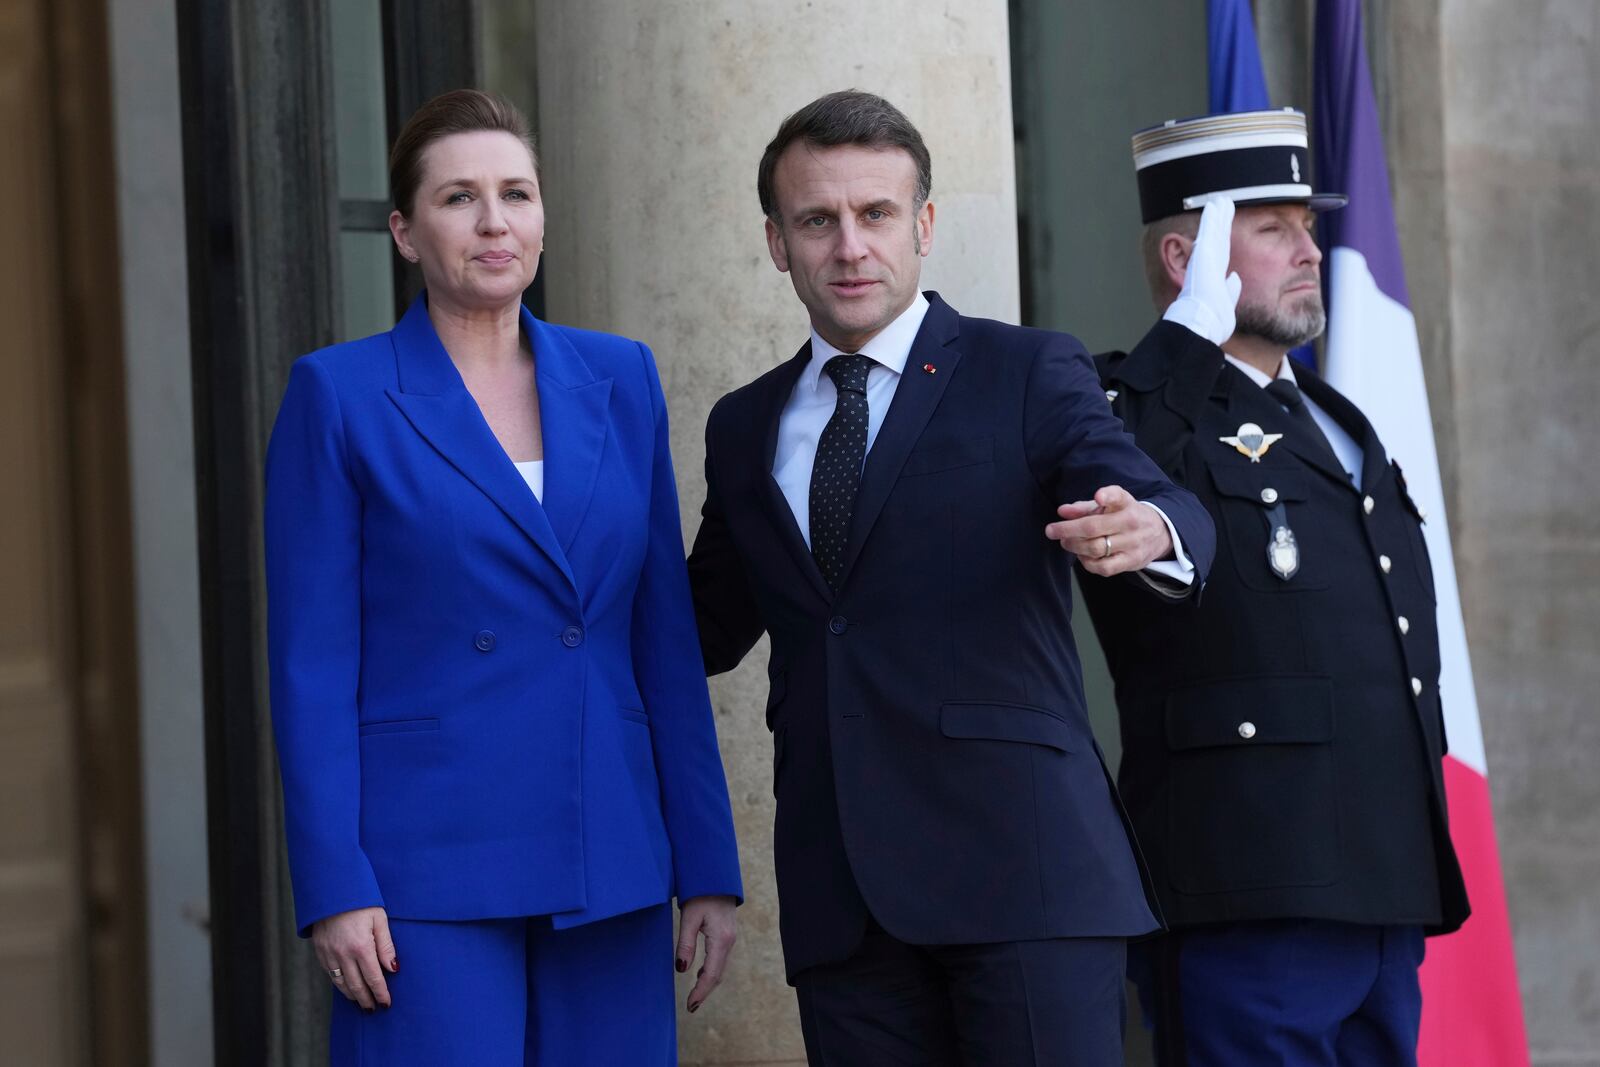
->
1103;535;1113;558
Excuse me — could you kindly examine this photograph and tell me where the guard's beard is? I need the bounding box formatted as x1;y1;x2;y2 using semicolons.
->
1234;292;1327;349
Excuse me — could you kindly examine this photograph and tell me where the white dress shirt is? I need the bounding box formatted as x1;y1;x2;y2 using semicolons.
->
1224;355;1364;483
772;294;1193;585
513;459;545;502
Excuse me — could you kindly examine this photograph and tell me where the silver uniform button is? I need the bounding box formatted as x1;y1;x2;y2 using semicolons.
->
1379;554;1392;573
1237;721;1257;739
1398;615;1411;635
1261;487;1280;505
1412;677;1424;697
1363;495;1376;515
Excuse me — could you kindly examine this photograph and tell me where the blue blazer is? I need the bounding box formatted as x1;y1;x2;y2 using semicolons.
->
266;293;741;936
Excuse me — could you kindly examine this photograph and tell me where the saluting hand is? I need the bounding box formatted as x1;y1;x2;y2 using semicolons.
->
1046;485;1175;577
1163;195;1243;346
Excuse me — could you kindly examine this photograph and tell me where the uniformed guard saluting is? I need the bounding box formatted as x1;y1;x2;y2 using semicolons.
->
1077;108;1470;1067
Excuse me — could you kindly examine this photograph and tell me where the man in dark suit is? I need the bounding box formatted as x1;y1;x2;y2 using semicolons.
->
687;90;1215;1065
1079;109;1470;1066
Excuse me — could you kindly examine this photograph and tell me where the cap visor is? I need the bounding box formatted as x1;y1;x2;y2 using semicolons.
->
1231;190;1348;213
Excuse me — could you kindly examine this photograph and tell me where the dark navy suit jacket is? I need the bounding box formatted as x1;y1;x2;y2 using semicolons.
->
265;294;741;937
688;293;1214;979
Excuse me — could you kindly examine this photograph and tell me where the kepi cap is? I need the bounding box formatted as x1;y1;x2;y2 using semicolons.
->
1132;108;1347;224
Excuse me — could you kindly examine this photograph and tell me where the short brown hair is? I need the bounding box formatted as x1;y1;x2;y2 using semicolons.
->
757;90;932;220
388;89;538;217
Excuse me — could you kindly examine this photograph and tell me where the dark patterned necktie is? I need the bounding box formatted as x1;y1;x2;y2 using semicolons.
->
1265;378;1346;478
809;353;874;589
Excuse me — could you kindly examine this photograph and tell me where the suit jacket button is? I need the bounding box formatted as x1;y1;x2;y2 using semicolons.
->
1412;677;1424;697
474;630;496;652
562;625;584;648
1379;554;1393;574
1398;615;1410;635
1363;495;1376;515
1237;721;1257;739
829;616;849;635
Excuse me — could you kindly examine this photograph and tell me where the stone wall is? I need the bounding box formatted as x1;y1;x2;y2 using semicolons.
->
1435;2;1600;1061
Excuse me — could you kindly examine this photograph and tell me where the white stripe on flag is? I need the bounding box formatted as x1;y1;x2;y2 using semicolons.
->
1323;246;1487;776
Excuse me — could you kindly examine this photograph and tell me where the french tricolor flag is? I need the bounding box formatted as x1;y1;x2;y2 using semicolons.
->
1210;2;1531;1063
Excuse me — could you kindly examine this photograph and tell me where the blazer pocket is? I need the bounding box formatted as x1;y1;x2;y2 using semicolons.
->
1205;463;1312;506
901;436;994;477
618;706;650;725
940;701;1075;753
1204;462;1328;593
1164;676;1333;750
1164;676;1339;894
358;716;440;737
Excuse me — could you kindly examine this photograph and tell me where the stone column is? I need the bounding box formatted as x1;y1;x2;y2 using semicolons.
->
528;5;1019;1061
1434;0;1600;1060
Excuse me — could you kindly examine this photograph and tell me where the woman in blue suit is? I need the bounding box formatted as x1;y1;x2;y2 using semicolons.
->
264;90;741;1064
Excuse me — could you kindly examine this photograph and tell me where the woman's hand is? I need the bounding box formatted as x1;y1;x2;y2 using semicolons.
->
676;895;739;1013
312;906;398;1011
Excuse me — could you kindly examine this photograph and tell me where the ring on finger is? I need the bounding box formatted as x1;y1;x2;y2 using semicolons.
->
1102;534;1113;558
330;967;344;981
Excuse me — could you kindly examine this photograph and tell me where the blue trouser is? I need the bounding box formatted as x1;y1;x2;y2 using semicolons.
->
329;903;676;1066
1129;919;1425;1067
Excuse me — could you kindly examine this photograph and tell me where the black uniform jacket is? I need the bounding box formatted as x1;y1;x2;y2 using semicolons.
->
1083;321;1469;935
688;295;1216;980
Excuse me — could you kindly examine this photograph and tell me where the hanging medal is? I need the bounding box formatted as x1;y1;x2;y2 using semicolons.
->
1263;500;1300;581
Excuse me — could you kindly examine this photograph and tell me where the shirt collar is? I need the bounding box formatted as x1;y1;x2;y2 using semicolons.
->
800;292;930;393
1224;351;1299;390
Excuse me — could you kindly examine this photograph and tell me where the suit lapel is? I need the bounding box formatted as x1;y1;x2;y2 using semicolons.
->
384;294;575;589
836;295;962;585
758;344;834;604
524;308;614;555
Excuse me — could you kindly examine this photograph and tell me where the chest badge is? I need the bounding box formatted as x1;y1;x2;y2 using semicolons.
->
1220;422;1283;463
1268;524;1301;580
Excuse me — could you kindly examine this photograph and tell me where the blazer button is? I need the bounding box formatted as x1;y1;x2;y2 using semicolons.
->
829;616;849;636
1363;495;1376;515
1237;721;1257;739
1398;615;1411;635
474;630;496;652
562;625;584;648
1412;677;1424;697
1379;554;1393;574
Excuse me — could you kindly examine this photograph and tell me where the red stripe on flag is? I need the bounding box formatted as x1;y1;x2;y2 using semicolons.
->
1418;755;1530;1066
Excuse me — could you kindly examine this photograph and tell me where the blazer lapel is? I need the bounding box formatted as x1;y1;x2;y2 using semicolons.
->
836;294;962;585
759;344;834;604
524;308;613;555
385;294;576;589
